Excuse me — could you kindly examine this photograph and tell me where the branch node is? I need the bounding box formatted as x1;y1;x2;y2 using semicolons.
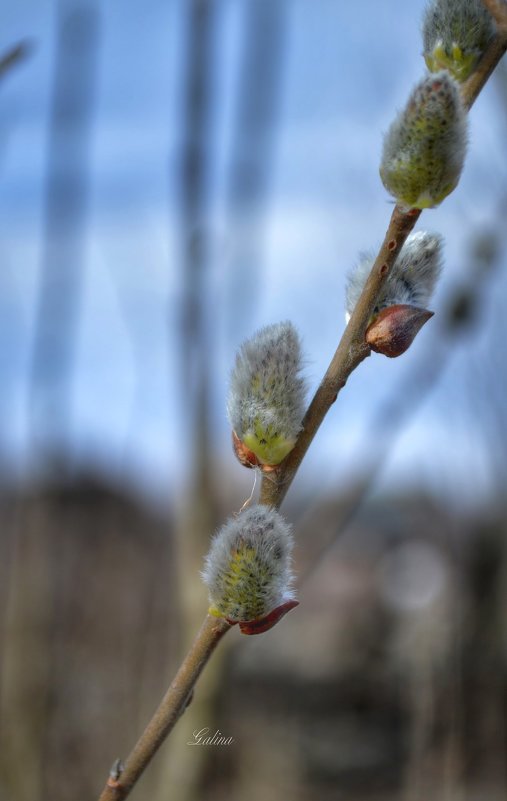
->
109;759;124;782
351;341;371;363
106;758;125;790
177;688;195;720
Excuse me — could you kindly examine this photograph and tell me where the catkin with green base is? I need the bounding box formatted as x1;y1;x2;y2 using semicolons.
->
202;505;295;626
423;0;496;82
380;71;468;210
227;322;307;467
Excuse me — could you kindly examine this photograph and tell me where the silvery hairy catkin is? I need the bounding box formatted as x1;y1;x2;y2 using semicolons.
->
380;71;468;210
345;232;443;358
227;322;307;467
423;0;495;82
202;505;297;634
345;231;443;322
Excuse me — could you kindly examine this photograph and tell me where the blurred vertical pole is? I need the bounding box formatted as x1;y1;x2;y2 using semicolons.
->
163;2;221;800
30;0;99;469
0;42;33;472
225;0;287;341
0;41;44;801
175;0;218;553
178;0;214;400
175;0;219;540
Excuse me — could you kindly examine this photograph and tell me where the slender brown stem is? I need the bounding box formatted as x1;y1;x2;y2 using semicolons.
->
259;205;421;509
97;615;231;801
461;34;507;110
481;0;507;33
259;24;507;511
464;3;507;110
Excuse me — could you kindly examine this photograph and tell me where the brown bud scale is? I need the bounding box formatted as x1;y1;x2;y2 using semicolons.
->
233;599;300;635
366;304;434;358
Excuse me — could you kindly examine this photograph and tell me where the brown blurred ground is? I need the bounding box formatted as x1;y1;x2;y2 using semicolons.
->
1;477;506;801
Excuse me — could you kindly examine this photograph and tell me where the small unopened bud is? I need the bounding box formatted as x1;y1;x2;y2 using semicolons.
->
202;505;297;635
345;231;443;323
423;0;496;82
366;304;434;357
227;322;307;467
380;71;468;210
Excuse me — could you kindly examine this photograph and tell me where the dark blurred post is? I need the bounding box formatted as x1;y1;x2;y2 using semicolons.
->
30;1;99;468
178;0;214;399
165;2;223;799
176;0;218;545
225;0;287;341
0;40;33;473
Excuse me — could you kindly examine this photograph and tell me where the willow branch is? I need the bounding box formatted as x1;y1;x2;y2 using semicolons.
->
96;14;506;801
462;36;507;109
259;27;506;511
259;205;421;508
96;615;231;801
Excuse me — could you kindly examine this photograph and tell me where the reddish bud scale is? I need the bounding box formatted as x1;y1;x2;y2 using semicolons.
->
232;430;260;469
232;431;281;473
229;599;300;635
365;304;434;358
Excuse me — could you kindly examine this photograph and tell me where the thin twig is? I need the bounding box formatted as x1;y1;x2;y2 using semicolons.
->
259;26;507;512
259;205;421;508
462;36;507;109
96;615;231;801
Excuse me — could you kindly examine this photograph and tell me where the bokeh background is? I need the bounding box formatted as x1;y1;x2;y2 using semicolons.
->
1;1;506;800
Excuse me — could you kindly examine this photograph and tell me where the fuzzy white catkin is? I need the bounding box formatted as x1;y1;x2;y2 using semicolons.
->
423;0;496;82
227;321;307;466
345;231;443;322
380;71;468;210
201;505;295;622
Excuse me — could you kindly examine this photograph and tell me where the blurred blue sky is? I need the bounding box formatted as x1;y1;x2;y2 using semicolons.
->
0;0;506;507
